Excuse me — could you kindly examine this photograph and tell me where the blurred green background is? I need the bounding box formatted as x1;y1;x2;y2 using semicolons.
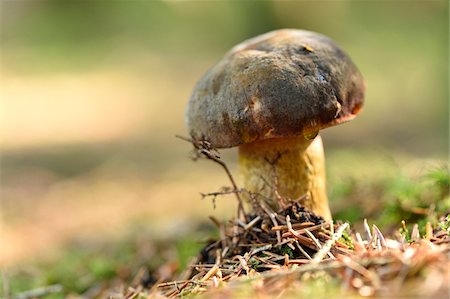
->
1;0;448;267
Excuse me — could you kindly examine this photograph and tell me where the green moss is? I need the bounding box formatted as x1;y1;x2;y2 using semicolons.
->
175;238;203;272
334;165;449;230
438;215;450;235
339;227;355;250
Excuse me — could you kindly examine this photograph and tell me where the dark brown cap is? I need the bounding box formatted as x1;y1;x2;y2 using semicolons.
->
186;29;365;148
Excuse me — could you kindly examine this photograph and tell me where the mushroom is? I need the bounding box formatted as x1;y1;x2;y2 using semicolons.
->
186;29;365;220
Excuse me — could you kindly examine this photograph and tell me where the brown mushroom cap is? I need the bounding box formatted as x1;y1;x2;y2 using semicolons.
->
186;29;365;148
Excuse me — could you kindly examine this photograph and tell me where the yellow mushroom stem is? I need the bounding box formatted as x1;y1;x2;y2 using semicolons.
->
238;135;331;220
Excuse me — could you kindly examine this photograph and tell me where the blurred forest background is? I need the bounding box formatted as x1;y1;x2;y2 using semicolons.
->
1;0;448;271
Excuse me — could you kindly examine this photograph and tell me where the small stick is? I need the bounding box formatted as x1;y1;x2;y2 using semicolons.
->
364;219;372;241
244;216;262;230
251;244;273;256
284;254;290;267
317;232;350;249
263;253;284;263
286;215;325;254
271;222;316;231
259;201;282;243
177;135;246;220
281;223;327;238
157;280;192;288
411;224;420;242
288;259;310;265
330;220;335;235
221;246;229;259
294;240;312;260
237;256;250;274
201;189;241;200
372;224;387;249
125;286;142;299
168;280;191;299
208;216;221;228
304;229;335;259
287;242;296;251
253;256;280;267
312;223;349;263
355;232;367;252
257;263;283;270
426;222;433;240
287;233;316;249
201;264;219;282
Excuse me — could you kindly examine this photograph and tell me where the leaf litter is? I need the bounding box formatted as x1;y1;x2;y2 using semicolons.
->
107;139;450;298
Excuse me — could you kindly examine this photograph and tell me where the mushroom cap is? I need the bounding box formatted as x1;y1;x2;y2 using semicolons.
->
186;29;365;148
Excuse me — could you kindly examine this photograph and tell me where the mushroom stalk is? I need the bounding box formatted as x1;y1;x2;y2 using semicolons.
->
238;135;331;220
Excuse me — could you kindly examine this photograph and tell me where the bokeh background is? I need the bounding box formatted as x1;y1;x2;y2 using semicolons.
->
1;1;448;268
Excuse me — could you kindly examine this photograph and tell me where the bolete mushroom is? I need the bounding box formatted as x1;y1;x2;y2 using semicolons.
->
186;29;365;220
